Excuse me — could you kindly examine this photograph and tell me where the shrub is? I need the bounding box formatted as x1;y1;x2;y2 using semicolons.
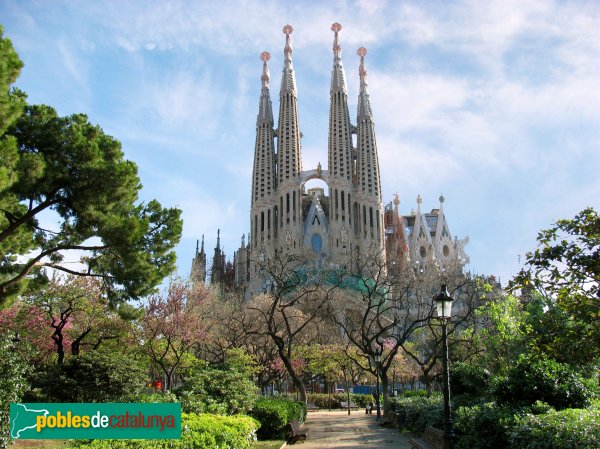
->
349;393;373;407
73;413;259;449
305;393;372;409
250;398;306;440
492;354;596;409
306;393;341;409
509;407;600;449
450;362;490;405
26;351;146;402
0;333;30;449
399;389;430;398
454;402;521;449
177;360;258;415
393;394;443;433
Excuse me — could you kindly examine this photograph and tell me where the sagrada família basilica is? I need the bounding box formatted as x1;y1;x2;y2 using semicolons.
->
191;24;469;296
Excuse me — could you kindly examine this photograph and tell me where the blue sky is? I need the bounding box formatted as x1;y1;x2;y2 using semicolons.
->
2;0;599;284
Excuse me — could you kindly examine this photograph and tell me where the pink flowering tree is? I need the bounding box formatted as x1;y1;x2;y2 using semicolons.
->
140;280;208;391
25;275;139;365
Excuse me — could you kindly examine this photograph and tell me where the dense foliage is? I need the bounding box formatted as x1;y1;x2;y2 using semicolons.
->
509;405;600;449
450;362;490;405
178;358;259;415
454;402;522;449
26;351;147;402
0;332;30;449
512;207;600;366
492;354;596;409
392;394;444;433
250;399;306;440
0;25;182;306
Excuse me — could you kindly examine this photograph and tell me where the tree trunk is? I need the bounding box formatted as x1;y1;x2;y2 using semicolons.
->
381;374;392;416
71;328;91;356
345;377;351;416
276;345;307;403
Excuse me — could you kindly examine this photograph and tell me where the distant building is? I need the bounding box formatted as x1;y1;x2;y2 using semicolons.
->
192;24;469;295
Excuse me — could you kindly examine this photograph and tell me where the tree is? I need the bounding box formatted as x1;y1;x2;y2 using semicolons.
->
139;280;208;391
467;292;528;376
246;250;340;403
333;254;483;414
0;79;182;304
25;275;140;364
511;207;600;366
400;275;499;392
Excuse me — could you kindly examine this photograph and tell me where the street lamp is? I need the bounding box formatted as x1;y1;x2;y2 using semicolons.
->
374;352;381;421
434;284;455;449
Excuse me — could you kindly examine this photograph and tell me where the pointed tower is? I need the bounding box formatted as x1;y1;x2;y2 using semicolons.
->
211;229;225;284
250;51;277;255
355;47;384;256
276;25;303;252
190;235;206;284
327;23;354;263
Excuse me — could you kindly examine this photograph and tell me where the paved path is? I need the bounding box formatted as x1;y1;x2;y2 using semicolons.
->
297;410;412;449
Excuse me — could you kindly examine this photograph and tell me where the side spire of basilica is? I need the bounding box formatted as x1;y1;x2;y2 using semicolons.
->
355;47;384;254
250;52;277;252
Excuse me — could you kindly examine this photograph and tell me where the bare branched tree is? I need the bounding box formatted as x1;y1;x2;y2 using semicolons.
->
246;249;343;403
331;252;482;414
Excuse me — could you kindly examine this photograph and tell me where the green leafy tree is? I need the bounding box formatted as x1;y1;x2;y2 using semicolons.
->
1;103;182;305
512;207;600;366
469;293;529;375
0;32;182;305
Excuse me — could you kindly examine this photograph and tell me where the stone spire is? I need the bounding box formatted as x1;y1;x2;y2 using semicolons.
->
258;51;273;124
330;22;347;95
357;47;373;119
327;23;354;261
328;22;353;184
211;229;224;284
356;47;381;201
277;24;302;183
252;51;276;206
280;24;297;96
190;234;206;285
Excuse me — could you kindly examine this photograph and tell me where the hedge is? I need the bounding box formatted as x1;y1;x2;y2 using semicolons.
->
454;402;522;449
492;354;596;409
250;398;306;440
306;393;372;409
71;413;259;449
392;394;443;433
508;407;600;449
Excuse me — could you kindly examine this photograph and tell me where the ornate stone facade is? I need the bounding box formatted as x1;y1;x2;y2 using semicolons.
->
191;24;469;295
